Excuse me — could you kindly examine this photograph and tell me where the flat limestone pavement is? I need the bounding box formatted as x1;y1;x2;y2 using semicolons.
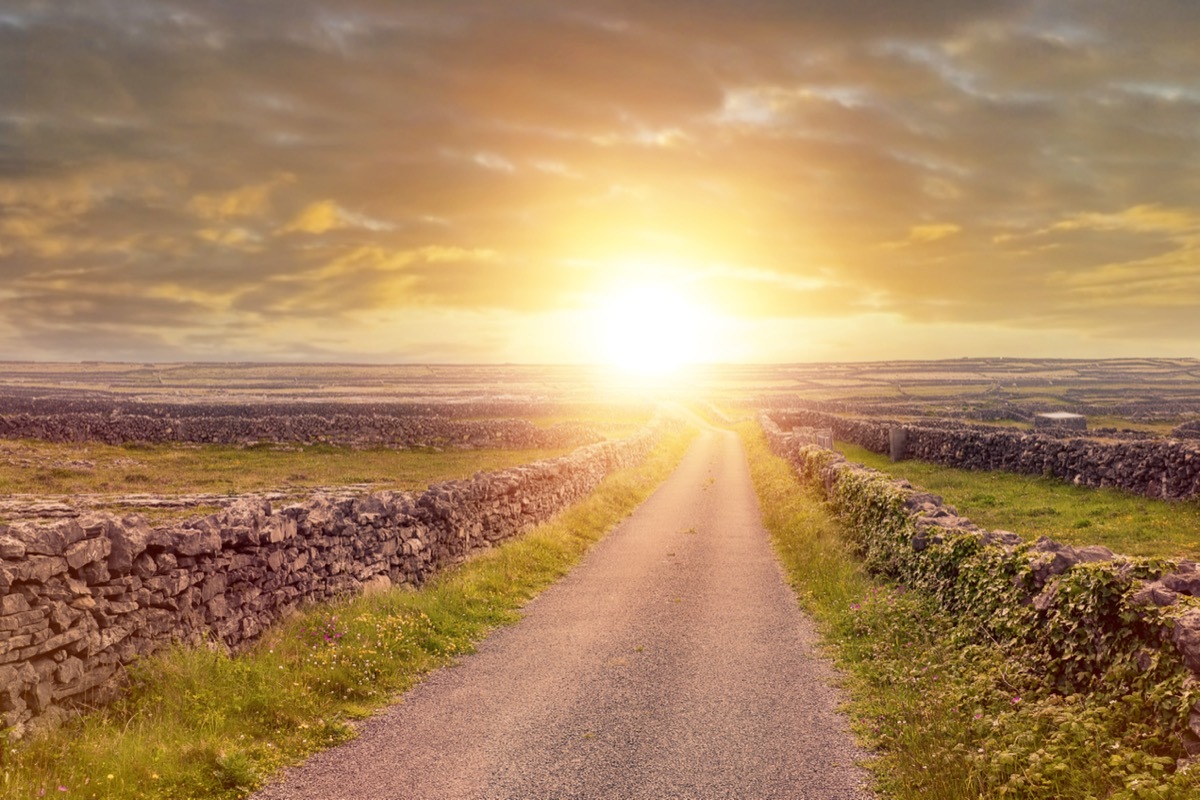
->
254;428;875;800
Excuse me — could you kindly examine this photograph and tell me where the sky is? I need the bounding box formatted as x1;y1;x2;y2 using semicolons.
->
1;0;1199;364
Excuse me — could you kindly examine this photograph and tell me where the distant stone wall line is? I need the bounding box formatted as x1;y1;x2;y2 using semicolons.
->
0;412;600;449
768;407;1200;500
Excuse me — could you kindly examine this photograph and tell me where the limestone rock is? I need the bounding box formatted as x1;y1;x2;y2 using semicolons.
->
0;535;26;559
64;537;111;571
1163;561;1200;596
107;516;153;574
1173;609;1200;673
1130;581;1179;607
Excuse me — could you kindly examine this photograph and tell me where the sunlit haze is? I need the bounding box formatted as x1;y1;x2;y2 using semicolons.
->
592;283;710;374
2;1;1199;364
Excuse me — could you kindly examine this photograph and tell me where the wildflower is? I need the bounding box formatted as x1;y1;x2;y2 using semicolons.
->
1010;696;1021;705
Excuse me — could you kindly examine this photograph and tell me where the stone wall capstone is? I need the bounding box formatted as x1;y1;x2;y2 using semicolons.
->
0;419;665;737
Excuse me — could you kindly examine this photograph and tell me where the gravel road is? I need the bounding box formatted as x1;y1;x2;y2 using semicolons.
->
253;427;876;799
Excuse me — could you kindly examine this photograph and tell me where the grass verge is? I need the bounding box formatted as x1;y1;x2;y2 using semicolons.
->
839;442;1200;559
1;425;696;800
738;422;1200;800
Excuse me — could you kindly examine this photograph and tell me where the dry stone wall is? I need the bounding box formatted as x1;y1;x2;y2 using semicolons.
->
770;408;1200;500
0;397;648;421
759;414;1200;752
0;420;663;737
1174;421;1200;440
0;412;599;450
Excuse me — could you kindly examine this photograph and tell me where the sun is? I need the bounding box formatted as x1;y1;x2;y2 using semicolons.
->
591;283;707;375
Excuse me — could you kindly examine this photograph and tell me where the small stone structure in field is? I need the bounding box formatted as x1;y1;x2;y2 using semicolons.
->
1033;411;1087;431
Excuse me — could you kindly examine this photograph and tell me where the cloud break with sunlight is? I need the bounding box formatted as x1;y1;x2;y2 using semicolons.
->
2;1;1200;364
592;284;710;376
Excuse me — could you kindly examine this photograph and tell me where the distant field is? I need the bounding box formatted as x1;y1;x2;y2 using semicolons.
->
522;407;652;439
6;358;1200;411
837;443;1200;559
0;439;570;505
1085;415;1180;434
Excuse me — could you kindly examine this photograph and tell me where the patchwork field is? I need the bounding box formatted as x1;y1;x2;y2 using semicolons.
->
838;442;1200;559
6;358;1200;800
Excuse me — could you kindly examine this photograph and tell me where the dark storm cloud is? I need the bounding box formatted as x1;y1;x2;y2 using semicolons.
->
1;0;1199;359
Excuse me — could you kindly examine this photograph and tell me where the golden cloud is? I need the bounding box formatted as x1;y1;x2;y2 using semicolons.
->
1050;205;1200;235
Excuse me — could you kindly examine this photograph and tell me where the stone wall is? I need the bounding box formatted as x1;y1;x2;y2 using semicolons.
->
0;412;599;450
769;408;1200;500
1174;420;1200;440
0;420;663;737
759;414;1200;750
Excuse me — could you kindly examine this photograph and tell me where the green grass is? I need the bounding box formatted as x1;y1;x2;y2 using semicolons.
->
1086;416;1179;434
738;423;1200;800
0;425;697;800
0;440;571;497
837;442;1200;559
525;407;653;439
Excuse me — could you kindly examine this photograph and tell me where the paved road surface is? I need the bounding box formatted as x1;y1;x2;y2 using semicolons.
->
254;427;875;799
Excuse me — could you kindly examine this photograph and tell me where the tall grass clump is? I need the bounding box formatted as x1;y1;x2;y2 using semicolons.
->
737;422;1200;800
1;425;696;800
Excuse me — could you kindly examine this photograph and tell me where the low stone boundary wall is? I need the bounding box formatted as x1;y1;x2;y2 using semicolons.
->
0;420;664;737
769;408;1200;500
1174;421;1200;440
0;413;599;450
759;414;1200;754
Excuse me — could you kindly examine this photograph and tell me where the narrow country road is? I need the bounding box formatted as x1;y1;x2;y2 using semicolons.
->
254;427;875;800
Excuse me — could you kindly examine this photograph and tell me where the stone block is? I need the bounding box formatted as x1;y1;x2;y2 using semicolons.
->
199;574;227;603
170;529;222;557
361;574;392;596
0;535;26;559
65;537;112;570
107;517;152;574
0;593;30;616
26;680;53;714
48;602;83;632
78;561;112;585
28;556;68;583
1174;609;1200;673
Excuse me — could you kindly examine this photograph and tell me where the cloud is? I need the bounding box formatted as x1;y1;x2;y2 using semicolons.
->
278;200;345;235
2;0;1199;360
188;174;294;220
1050;205;1200;235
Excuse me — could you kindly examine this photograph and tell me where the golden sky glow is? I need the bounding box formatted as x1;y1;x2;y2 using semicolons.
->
2;1;1200;363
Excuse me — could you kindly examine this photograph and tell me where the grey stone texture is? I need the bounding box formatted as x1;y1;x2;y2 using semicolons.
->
0;421;661;737
770;408;1200;500
759;413;1200;744
0;411;599;450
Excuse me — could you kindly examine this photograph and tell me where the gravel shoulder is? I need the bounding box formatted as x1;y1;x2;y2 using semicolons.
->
253;427;876;800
